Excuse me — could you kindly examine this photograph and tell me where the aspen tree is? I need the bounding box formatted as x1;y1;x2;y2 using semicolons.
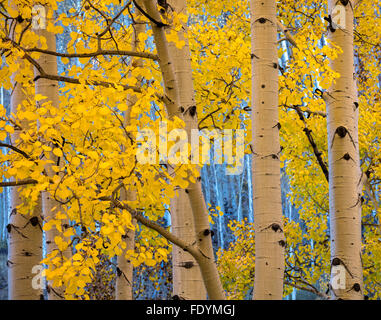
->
115;10;145;300
141;0;225;299
325;0;363;300
7;1;43;300
167;0;206;300
250;0;285;299
115;187;136;300
33;5;71;299
8;68;43;300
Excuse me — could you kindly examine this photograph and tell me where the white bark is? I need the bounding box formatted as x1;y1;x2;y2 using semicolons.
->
116;190;136;300
250;0;285;299
7;2;43;299
141;0;224;299
166;0;206;299
326;0;363;300
34;8;71;299
8;78;43;299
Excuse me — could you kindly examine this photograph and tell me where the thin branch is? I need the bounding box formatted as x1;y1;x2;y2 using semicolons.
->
22;47;158;61
293;105;329;182
6;38;144;92
34;73;142;93
284;280;329;300
98;1;133;37
286;104;326;118
276;18;298;47
0;142;31;159
0;179;38;187
100;196;199;257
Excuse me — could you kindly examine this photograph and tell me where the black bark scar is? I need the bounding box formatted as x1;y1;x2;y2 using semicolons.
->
331;126;357;150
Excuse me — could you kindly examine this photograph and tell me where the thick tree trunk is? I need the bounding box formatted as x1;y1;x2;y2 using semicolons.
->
171;194;207;299
7;2;43;299
325;0;363;300
167;0;206;300
8;190;43;300
250;0;285;300
8;76;43;300
141;0;224;299
34;8;71;299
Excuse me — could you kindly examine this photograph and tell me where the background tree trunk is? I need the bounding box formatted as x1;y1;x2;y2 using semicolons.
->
116;190;136;300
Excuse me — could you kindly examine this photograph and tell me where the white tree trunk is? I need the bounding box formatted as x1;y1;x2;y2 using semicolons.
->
167;0;206;300
8;78;43;300
325;0;363;300
34;7;71;299
142;0;224;299
7;2;43;299
250;0;285;299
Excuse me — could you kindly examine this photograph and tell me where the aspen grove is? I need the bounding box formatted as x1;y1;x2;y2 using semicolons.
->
0;0;380;300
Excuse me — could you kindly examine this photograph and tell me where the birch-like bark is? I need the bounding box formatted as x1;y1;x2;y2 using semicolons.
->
250;0;285;300
33;8;71;299
115;12;145;300
141;0;224;299
167;0;206;300
8;75;43;300
7;3;43;299
116;190;136;300
325;0;363;300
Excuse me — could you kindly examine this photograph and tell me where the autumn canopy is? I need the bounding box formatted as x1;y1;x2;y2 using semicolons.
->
0;0;380;301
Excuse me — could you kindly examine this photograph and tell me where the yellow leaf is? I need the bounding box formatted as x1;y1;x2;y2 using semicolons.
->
71;157;81;167
53;148;63;157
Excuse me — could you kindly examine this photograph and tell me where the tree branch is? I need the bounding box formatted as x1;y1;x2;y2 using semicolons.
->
34;73;142;93
23;47;158;61
286;104;326;118
293;105;329;182
100;196;199;257
0;142;31;159
98;1;133;37
132;0;168;27
0;179;38;187
276;18;298;47
6;38;144;92
284;280;329;299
